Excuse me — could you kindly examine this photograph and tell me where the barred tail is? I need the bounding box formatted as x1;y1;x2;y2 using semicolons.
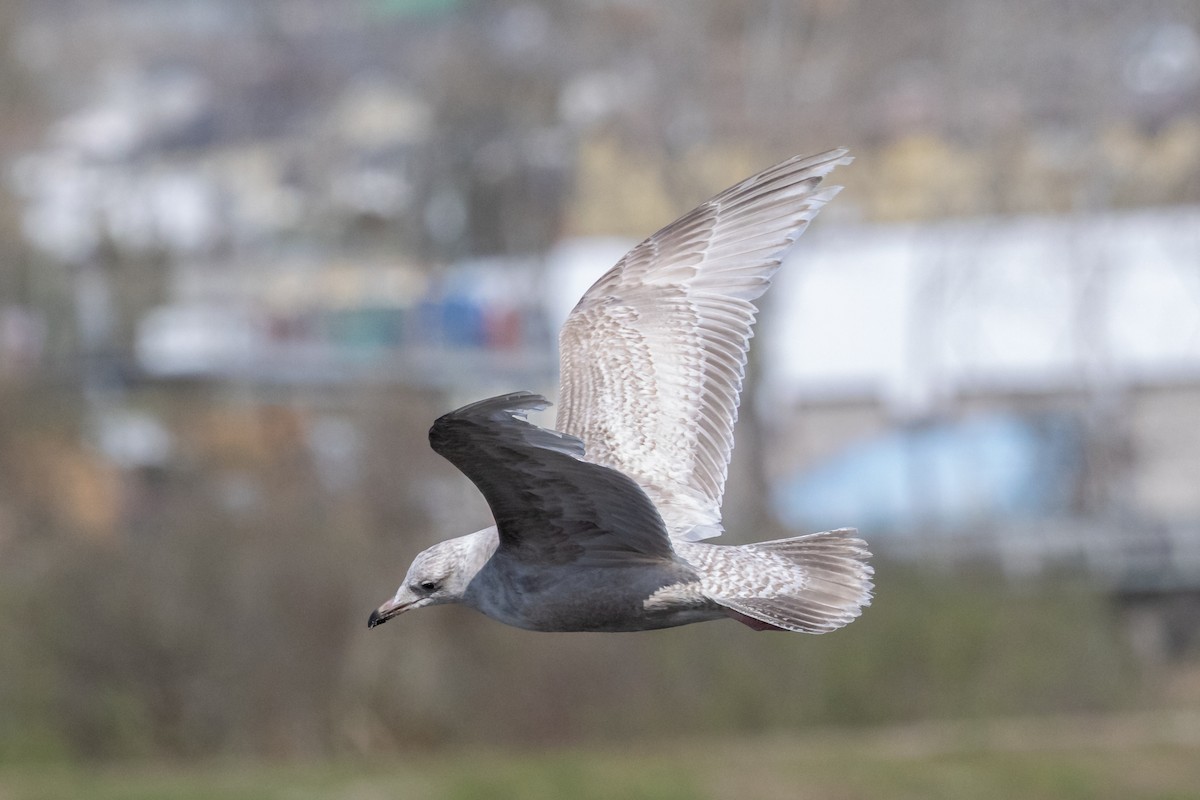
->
717;528;873;633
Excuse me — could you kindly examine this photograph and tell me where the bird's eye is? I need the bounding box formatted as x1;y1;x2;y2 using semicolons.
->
417;579;440;593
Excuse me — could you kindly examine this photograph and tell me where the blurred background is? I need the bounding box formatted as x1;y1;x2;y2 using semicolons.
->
1;1;1199;797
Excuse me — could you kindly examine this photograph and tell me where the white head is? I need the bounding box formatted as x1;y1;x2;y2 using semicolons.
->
367;528;497;629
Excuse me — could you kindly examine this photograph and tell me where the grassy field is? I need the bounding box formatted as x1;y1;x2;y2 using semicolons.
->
2;713;1199;800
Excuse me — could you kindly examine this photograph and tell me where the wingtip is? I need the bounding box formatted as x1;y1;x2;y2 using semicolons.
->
797;147;853;170
429;390;585;460
493;392;553;421
436;391;552;422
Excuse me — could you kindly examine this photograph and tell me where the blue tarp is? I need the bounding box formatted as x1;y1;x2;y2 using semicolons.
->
772;412;1083;535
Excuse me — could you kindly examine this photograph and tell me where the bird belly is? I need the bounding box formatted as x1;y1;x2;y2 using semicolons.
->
466;561;721;632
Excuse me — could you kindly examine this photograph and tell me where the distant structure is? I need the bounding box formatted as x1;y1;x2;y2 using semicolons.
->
761;209;1200;658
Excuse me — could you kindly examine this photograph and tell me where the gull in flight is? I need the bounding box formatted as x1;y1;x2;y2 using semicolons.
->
369;149;872;633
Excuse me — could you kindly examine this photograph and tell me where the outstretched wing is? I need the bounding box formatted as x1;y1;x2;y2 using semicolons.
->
556;149;852;541
428;392;675;566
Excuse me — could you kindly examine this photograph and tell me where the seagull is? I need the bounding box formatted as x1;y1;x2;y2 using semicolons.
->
368;149;872;634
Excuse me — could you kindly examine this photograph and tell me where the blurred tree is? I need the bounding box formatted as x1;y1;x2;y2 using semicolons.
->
0;2;45;314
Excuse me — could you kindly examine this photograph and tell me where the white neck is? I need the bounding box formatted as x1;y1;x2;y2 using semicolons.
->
446;525;497;607
457;525;500;575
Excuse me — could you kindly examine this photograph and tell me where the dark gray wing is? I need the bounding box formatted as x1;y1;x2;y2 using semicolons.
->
428;392;675;566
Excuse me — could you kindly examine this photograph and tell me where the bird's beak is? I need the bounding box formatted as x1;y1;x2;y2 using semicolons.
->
367;595;417;629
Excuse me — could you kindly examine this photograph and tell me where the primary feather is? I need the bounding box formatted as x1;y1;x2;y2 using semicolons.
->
556;149;853;540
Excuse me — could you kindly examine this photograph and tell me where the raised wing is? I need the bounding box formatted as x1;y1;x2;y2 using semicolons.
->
428;392;675;566
556;149;852;541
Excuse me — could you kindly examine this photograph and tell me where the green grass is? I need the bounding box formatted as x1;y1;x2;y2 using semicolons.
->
2;714;1198;800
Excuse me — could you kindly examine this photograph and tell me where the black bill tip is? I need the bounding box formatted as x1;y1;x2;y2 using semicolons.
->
367;608;386;629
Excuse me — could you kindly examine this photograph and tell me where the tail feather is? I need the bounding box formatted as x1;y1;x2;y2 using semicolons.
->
715;528;873;634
